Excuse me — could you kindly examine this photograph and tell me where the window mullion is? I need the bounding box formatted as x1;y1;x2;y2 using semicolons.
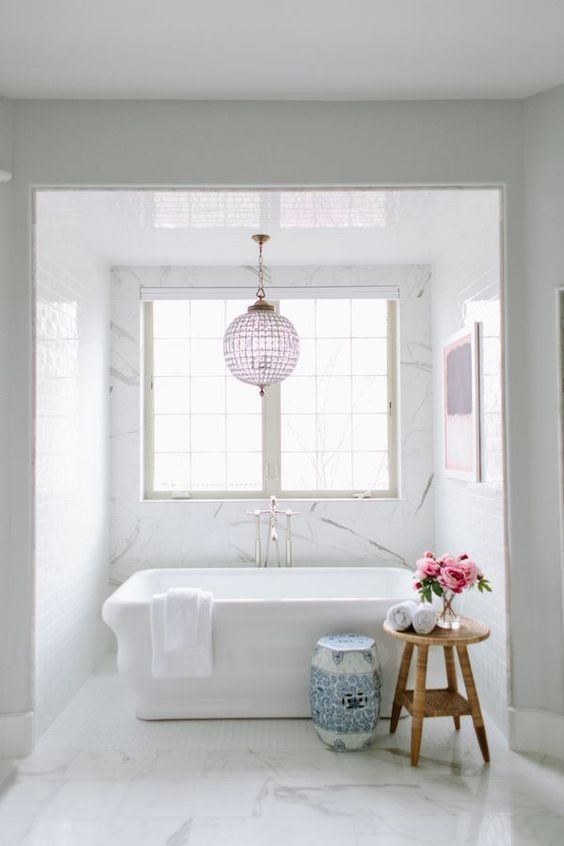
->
263;381;281;497
143;301;155;499
263;300;282;497
387;299;398;498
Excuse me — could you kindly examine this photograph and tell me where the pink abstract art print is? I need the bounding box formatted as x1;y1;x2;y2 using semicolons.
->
443;324;480;481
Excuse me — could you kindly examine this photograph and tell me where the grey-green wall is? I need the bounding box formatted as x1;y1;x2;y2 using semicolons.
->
1;92;563;753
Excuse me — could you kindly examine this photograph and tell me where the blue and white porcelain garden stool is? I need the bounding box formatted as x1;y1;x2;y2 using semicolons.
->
309;633;382;751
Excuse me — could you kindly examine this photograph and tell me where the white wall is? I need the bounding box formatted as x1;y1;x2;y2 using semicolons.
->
0;97;26;756
110;264;433;582
0;98;535;755
508;85;564;755
0;98;12;636
431;191;507;733
34;221;110;738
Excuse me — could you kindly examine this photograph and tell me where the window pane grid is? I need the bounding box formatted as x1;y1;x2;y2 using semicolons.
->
151;299;263;493
147;297;395;498
280;299;390;493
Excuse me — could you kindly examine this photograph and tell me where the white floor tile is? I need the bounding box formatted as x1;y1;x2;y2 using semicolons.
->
187;816;358;846
0;816;359;846
356;814;564;846
202;746;343;779
254;776;450;819
63;750;160;781
0;818;193;846
0;761;16;788
15;750;76;781
0;821;33;846
117;777;264;819
1;656;563;846
0;779;128;822
145;749;207;779
0;781;63;821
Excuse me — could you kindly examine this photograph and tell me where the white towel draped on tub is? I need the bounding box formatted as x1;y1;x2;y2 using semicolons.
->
151;588;213;679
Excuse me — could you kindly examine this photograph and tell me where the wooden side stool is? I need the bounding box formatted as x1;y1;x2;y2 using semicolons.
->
383;617;490;767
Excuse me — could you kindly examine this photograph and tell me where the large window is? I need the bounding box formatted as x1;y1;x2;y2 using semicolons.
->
143;292;397;499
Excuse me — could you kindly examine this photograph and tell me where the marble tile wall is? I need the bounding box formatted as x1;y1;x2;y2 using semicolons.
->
110;265;434;587
34;231;110;736
431;204;507;734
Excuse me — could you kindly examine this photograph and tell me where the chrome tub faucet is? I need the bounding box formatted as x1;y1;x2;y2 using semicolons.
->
247;496;298;567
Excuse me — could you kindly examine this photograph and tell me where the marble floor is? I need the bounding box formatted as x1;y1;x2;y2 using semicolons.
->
1;659;564;845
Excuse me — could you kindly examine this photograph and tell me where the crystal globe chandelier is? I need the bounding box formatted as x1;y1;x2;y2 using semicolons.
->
223;234;300;396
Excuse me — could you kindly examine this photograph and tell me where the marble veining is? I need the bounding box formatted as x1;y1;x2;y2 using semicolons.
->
432;229;507;735
109;265;433;584
318;518;408;567
414;472;434;515
2;659;564;845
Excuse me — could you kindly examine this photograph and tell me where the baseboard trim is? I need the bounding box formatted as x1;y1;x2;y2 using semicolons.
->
508;707;564;761
0;711;34;759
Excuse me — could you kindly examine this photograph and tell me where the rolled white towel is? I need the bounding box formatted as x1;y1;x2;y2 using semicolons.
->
412;603;437;635
386;600;419;631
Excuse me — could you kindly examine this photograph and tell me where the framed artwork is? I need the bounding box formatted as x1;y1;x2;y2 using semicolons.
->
443;323;481;481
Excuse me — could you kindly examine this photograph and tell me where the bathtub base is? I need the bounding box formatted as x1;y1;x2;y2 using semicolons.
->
124;653;408;721
103;567;441;722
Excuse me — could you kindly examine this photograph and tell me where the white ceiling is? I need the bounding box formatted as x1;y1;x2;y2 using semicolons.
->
35;189;500;266
1;1;563;100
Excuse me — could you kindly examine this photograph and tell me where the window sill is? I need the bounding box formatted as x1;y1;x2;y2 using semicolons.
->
140;495;401;504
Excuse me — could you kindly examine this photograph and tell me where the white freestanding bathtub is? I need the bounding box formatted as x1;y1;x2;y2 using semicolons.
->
102;566;415;720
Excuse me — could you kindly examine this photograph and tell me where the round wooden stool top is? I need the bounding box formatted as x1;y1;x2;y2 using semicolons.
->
383;617;490;646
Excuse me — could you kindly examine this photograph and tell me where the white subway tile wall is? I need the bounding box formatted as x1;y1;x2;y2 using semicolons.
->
34;231;110;738
432;195;507;734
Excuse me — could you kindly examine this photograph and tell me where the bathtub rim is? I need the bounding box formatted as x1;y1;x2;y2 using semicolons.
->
103;565;416;616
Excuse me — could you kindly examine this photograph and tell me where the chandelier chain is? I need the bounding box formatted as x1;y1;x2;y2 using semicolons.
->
256;240;265;300
223;232;299;396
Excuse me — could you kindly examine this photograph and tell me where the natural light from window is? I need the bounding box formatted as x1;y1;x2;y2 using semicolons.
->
146;296;395;498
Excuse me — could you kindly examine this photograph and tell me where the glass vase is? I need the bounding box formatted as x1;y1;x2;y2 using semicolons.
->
437;590;461;630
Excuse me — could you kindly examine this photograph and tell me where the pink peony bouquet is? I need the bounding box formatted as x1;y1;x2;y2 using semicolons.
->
413;551;491;604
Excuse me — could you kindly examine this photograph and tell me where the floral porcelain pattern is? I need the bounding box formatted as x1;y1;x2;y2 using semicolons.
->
310;633;382;751
317;634;375;651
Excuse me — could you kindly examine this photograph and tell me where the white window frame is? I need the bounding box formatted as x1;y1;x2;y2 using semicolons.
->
142;287;398;500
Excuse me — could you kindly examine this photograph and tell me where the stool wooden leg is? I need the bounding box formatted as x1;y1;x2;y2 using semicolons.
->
390;642;413;733
411;644;428;767
443;646;460;730
456;644;490;763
